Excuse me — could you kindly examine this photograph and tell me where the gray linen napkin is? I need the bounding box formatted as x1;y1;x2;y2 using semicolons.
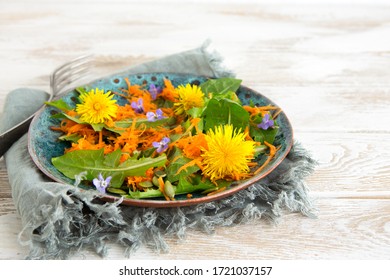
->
0;43;317;259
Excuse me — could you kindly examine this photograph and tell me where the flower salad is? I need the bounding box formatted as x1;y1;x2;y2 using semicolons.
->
46;77;280;200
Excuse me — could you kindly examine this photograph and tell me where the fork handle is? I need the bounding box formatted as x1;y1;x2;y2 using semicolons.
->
0;115;34;158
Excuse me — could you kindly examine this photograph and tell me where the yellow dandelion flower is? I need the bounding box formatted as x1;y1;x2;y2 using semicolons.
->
76;88;118;124
174;84;205;115
201;124;255;181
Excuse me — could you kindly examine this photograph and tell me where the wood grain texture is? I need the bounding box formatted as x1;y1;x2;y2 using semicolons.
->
2;199;389;260
0;0;389;260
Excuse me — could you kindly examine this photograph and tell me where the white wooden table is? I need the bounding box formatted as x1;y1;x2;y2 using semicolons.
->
0;0;389;260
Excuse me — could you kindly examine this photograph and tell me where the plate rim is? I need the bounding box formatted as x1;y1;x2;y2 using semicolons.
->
28;72;294;208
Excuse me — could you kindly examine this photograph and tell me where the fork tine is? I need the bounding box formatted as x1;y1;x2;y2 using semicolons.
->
52;58;94;80
50;55;95;96
51;56;93;85
53;64;92;88
51;55;92;76
50;55;92;83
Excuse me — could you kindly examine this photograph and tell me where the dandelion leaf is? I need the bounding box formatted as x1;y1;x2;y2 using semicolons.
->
52;149;167;188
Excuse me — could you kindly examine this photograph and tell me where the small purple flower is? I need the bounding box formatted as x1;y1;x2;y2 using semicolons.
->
146;108;165;122
149;84;161;100
258;113;274;130
152;137;170;153
131;98;144;113
92;173;112;194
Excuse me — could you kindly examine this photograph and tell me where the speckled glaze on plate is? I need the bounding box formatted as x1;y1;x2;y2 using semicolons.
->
28;72;293;207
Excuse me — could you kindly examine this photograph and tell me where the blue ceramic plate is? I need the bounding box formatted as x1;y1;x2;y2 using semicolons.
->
28;72;293;207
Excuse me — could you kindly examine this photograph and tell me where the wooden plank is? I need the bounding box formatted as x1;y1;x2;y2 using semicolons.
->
1;198;388;259
0;3;389;133
0;213;28;260
0;198;16;217
96;198;390;260
296;132;390;193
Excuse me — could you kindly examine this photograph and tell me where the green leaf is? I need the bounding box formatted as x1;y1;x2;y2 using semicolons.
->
91;123;105;132
75;87;88;95
155;97;174;109
45;99;73;112
200;77;242;96
127;188;163;199
186;107;203;118
107;187;128;195
105;117;176;134
56;112;104;132
202;98;249;131
166;147;200;183
55;113;84;124
126;174;231;199
103;149;121;167
58;134;82;143
52;113;108;132
175;174;230;195
250;115;279;144
51;113;68;119
52;149;167;187
250;124;279;144
213;91;241;104
175;174;215;194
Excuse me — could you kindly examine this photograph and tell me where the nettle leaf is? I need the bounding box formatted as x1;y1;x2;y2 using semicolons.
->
52;149;167;188
200;77;242;96
202;98;249;131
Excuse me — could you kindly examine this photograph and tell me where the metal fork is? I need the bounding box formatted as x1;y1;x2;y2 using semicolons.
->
0;55;94;157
